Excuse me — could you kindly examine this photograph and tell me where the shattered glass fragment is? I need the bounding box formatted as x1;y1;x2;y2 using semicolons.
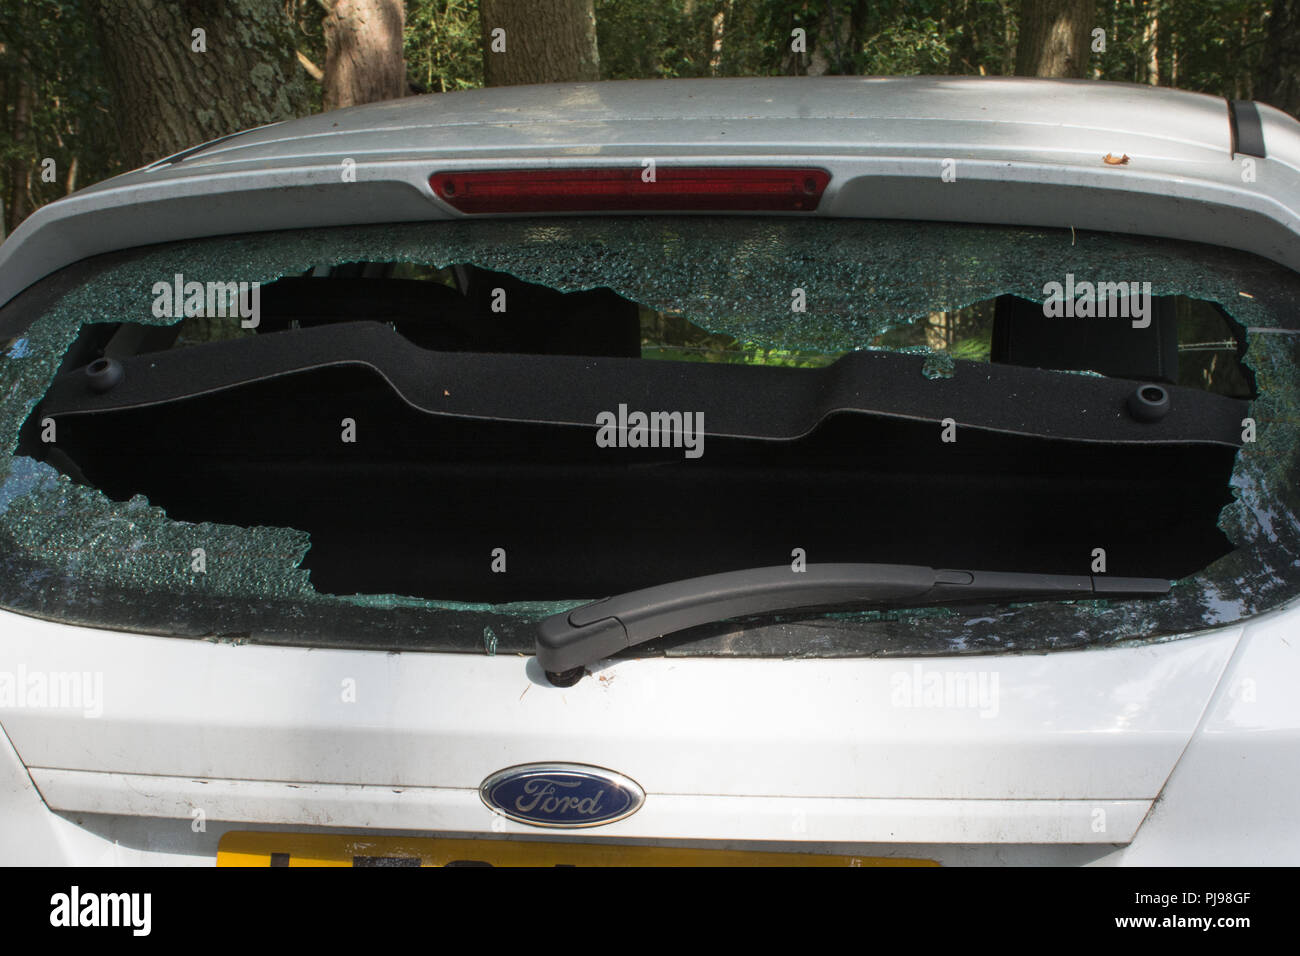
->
920;350;955;379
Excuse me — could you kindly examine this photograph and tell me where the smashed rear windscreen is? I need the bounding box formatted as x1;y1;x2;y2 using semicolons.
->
1;217;1298;659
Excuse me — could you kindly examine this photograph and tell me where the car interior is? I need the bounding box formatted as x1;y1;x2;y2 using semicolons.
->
25;261;1253;603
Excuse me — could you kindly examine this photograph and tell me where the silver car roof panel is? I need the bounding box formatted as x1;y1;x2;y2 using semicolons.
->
1;77;1297;307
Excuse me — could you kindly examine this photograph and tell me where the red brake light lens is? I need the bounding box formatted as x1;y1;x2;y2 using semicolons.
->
429;166;831;213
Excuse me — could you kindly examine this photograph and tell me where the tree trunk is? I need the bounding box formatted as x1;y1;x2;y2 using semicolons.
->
1143;4;1159;85
807;2;865;77
87;0;313;169
1013;0;1097;78
709;3;728;76
323;0;407;110
807;12;836;75
5;77;32;233
1004;0;1018;75
480;0;600;86
1261;0;1300;117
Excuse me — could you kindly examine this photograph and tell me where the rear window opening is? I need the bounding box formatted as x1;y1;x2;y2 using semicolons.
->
2;217;1296;658
23;262;1250;602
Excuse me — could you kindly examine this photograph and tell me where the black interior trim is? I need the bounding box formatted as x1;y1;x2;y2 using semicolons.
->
41;319;1248;447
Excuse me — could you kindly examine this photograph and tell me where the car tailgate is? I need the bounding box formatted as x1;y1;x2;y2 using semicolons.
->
0;607;1239;844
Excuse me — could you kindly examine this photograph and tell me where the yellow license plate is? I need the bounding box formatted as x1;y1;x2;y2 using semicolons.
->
217;831;937;867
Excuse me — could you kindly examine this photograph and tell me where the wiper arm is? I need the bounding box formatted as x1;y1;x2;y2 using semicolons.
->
536;564;1170;683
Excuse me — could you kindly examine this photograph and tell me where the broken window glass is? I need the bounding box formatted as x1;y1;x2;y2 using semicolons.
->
1;216;1298;658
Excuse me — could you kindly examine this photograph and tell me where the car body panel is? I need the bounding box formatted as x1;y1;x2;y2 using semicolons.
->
4;599;1300;862
1116;606;1300;863
0;603;1237;844
2;77;1298;310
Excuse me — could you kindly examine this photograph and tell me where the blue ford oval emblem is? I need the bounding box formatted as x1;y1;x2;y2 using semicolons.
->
480;763;645;828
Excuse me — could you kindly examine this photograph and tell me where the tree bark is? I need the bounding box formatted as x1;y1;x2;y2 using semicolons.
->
480;0;600;86
1143;5;1159;85
323;0;407;110
807;1;866;77
709;3;727;76
87;0;313;169
5;77;32;232
1261;0;1300;117
1013;0;1097;78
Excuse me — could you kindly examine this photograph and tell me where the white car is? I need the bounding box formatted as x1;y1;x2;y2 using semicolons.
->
1;76;1298;866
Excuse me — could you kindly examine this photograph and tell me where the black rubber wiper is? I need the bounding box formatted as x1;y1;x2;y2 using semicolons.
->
536;564;1170;684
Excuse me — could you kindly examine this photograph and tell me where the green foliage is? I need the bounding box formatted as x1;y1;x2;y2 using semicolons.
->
0;0;119;234
405;0;483;92
640;308;845;366
624;0;1278;96
596;0;717;79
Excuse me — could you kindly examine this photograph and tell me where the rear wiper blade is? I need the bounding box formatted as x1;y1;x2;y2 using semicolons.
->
535;564;1170;683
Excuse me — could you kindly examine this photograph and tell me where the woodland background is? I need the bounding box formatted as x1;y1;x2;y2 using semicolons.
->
1;0;1296;237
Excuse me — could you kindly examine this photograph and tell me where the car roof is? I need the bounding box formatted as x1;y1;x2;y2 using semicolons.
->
132;76;1238;174
2;77;1298;308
